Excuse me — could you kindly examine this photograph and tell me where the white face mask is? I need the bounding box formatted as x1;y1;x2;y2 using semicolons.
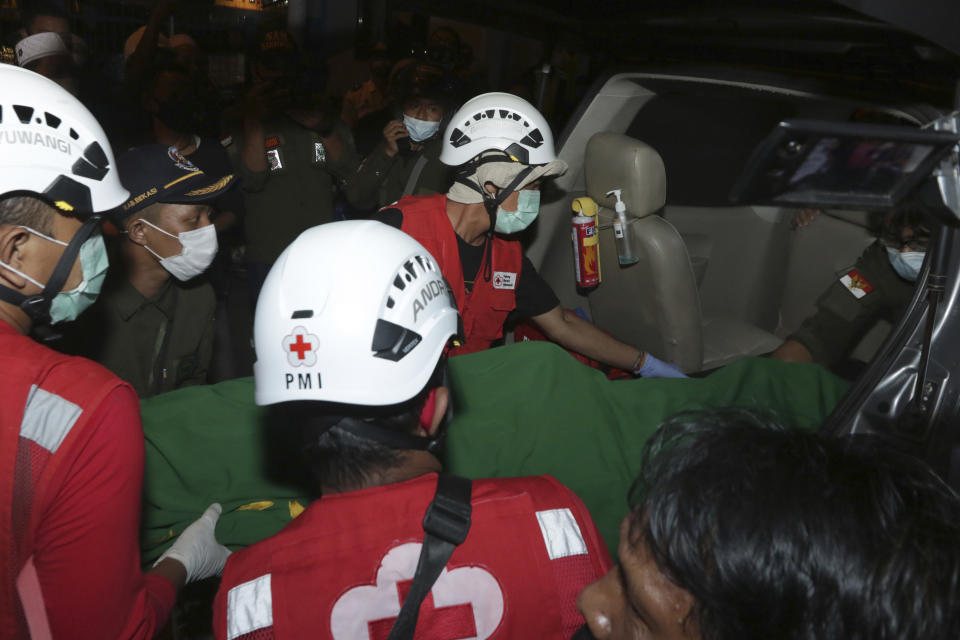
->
402;114;441;142
886;247;925;282
141;219;218;281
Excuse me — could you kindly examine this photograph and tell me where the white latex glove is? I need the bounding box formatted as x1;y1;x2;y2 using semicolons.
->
154;503;231;583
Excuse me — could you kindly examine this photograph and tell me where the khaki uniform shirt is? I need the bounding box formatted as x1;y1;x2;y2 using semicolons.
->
790;241;915;366
58;274;215;398
228;117;358;265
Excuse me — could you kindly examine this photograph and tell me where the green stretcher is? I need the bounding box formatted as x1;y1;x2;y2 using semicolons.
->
140;341;849;564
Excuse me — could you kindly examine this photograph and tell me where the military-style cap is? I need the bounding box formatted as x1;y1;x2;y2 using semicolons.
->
113;144;236;223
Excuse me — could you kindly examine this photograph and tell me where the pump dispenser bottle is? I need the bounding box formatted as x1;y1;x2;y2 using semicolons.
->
605;189;638;265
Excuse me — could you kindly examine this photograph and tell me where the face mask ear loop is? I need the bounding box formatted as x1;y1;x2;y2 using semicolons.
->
478;166;535;282
18;215;101;340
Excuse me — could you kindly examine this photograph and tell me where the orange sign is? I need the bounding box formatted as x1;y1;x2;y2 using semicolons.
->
214;0;262;10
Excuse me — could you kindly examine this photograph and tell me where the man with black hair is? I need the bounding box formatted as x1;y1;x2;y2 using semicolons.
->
576;408;960;639
0;65;230;639
58;144;237;397
213;220;612;639
375;92;686;377
341;60;457;212
773;204;929;368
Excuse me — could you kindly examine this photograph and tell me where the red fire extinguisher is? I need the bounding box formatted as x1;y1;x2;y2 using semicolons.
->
571;196;601;289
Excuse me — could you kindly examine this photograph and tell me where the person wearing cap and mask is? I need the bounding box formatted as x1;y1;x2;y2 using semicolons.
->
341;60;458;214
224;24;359;302
212;220;612;639
772;203;927;371
375;92;686;378
58;144;237;398
0;66;230;640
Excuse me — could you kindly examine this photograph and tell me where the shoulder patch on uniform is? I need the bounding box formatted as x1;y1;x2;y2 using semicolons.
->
840;268;874;299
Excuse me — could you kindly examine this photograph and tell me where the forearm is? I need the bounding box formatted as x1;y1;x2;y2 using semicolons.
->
770;339;814;363
149;558;187;591
241;118;268;174
534;307;642;370
341;146;395;210
126;5;168;80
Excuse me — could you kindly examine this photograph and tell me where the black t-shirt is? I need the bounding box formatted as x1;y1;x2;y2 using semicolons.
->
375;208;559;318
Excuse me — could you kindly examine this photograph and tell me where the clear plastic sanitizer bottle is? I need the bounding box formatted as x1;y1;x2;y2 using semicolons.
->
606;189;639;265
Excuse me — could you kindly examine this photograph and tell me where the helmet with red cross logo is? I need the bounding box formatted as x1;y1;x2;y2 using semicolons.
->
253;220;460;406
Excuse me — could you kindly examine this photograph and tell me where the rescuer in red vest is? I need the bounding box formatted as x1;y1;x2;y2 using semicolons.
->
375;92;686;377
214;220;612;639
0;66;229;639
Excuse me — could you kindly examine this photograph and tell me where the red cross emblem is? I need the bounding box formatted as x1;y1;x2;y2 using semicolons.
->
367;579;476;640
330;542;504;639
282;326;319;367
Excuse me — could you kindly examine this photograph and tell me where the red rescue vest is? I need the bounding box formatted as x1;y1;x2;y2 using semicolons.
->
397;194;523;355
215;474;611;640
0;322;126;639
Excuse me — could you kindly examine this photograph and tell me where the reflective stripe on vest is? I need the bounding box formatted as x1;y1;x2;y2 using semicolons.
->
535;508;588;560
227;573;273;640
19;385;82;453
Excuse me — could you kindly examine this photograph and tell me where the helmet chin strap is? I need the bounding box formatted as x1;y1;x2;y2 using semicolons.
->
477;166;534;282
0;215;100;340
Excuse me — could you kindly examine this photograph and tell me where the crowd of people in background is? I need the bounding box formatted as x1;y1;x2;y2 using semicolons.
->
4;1;557;392
2;2;960;640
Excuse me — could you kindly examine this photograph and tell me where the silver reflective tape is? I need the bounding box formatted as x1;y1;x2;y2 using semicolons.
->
19;385;82;453
536;508;588;560
227;573;273;640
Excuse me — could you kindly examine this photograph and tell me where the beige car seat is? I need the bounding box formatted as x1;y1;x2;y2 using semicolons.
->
584;132;780;372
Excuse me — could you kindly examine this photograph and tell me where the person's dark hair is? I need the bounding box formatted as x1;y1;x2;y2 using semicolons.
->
627;408;960;640
273;362;445;494
888;200;932;239
0;196;55;235
21;2;70;33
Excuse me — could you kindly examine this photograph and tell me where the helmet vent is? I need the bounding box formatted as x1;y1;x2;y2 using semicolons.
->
45;112;61;129
371;319;422;362
69;128;79;140
71;142;109;181
291;309;313;319
14;105;34;124
449;128;471;148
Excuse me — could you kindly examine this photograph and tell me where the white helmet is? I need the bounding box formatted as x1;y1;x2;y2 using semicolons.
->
0;66;128;215
440;92;557;166
254;220;460;407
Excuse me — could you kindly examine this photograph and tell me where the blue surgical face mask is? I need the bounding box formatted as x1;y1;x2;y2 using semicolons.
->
494;189;540;234
0;226;109;323
886;247;925;282
402;114;441;142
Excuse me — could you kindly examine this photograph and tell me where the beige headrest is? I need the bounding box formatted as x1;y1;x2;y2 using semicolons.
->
585;132;666;218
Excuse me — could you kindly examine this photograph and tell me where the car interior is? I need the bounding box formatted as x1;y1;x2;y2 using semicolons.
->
526;70;935;374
